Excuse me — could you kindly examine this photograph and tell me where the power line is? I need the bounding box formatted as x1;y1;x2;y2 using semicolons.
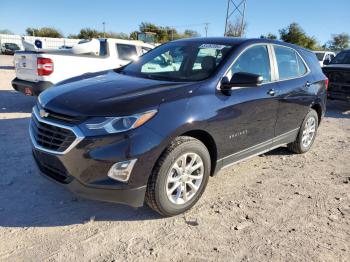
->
102;22;106;38
204;23;209;37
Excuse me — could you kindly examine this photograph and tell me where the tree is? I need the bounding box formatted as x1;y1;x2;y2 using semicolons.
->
26;27;63;38
139;22;159;34
105;32;129;39
279;23;318;50
0;29;13;35
328;33;349;51
260;33;277;40
225;18;247;37
129;31;138;40
69;29;129;40
137;22;200;43
77;28;101;39
183;30;200;38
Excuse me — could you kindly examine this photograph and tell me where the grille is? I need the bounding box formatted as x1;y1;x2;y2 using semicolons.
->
31;114;77;153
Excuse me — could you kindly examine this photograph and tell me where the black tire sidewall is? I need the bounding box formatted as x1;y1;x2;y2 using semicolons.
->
154;140;211;216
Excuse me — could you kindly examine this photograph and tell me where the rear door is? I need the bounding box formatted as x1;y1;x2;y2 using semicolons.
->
14;53;39;82
272;45;315;140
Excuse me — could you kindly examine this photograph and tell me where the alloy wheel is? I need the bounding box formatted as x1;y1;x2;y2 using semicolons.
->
166;153;204;205
302;116;316;148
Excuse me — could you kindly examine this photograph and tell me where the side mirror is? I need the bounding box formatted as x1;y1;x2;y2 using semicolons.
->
323;59;330;66
221;72;263;91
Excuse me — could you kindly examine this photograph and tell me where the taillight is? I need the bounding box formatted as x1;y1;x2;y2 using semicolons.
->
37;57;53;76
324;78;329;90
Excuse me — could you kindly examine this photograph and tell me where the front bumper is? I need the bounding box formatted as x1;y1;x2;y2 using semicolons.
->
30;110;165;207
33;151;147;207
12;77;53;96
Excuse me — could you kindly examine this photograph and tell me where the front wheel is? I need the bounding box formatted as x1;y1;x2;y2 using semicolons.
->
146;136;211;216
288;109;319;154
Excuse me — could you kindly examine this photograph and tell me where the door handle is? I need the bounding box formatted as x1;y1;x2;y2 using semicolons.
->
305;82;311;88
267;89;276;96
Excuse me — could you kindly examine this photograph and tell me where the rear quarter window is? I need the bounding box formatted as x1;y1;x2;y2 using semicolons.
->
300;50;323;75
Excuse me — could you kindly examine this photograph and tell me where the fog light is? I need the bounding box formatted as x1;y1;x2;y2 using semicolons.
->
107;159;137;182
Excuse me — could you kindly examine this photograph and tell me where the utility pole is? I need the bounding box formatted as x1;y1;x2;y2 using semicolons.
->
102;22;106;38
224;0;247;37
204;23;209;37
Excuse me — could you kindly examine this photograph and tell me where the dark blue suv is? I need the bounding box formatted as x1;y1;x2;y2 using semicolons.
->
30;38;327;216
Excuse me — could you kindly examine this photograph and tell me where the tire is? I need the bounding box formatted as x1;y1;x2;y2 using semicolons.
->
146;136;211;216
287;109;319;154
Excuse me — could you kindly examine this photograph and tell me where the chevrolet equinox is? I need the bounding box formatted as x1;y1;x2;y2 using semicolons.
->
30;38;327;216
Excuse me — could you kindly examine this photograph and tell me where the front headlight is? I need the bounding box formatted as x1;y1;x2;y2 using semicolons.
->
84;110;157;134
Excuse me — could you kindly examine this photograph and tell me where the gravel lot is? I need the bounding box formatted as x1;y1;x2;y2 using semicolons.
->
0;54;349;262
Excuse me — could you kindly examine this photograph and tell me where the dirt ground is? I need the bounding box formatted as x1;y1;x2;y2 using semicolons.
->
0;54;349;262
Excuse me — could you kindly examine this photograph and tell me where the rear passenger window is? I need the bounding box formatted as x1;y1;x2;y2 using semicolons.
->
116;44;137;61
230;45;271;82
274;46;308;80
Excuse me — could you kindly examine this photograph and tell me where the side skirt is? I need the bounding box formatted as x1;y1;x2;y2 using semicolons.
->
213;128;299;175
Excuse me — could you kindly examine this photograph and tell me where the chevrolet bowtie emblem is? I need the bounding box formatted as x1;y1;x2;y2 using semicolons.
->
39;109;49;118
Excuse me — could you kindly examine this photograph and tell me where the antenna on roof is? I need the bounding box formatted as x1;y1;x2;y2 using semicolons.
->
224;0;247;37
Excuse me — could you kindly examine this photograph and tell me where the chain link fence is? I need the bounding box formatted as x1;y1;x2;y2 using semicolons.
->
0;34;81;50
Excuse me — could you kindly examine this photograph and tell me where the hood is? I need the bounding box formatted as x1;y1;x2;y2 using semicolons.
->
39;70;197;117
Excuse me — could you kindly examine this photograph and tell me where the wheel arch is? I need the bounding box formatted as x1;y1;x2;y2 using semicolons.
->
180;129;218;176
311;103;323;124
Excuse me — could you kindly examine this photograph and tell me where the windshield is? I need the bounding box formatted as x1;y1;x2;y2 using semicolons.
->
5;43;19;50
119;42;234;82
315;52;325;61
330;51;350;64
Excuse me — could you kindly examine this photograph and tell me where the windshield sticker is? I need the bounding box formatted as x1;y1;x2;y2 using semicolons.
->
199;44;226;50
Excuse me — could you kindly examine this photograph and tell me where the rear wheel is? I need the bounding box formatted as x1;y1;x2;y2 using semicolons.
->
146;136;211;216
287;109;319;154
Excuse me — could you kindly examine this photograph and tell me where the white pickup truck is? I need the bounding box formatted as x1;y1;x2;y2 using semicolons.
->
313;51;336;67
12;38;154;96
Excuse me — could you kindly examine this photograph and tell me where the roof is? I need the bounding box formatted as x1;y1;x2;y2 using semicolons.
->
172;37;312;52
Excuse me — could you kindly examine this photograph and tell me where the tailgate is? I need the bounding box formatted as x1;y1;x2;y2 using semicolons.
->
14;53;39;82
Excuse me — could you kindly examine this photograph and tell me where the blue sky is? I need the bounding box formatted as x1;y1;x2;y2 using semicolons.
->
1;0;349;44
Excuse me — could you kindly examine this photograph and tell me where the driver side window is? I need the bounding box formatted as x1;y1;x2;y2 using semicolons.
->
229;45;271;83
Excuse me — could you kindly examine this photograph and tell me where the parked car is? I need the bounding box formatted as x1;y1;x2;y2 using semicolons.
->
0;42;21;55
322;49;350;101
314;51;336;67
11;38;154;96
31;38;327;216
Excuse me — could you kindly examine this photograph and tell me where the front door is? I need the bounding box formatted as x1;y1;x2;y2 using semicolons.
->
218;44;279;166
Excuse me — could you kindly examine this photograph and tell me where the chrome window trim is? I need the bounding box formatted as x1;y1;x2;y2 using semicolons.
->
29;106;85;155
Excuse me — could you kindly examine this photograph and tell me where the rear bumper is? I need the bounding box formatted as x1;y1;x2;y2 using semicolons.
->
327;90;350;102
12;77;53;96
